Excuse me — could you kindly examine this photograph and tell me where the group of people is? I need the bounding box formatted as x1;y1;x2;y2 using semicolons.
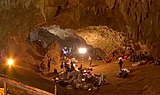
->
61;46;76;58
50;46;110;91
60;56;77;74
103;46;159;70
113;46;160;78
60;46;78;73
60;46;93;73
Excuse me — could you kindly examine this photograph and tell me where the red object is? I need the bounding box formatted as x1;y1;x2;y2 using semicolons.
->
123;55;129;59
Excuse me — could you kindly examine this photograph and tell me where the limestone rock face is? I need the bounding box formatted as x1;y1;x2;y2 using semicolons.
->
75;26;151;58
42;41;61;70
0;0;160;57
75;26;126;55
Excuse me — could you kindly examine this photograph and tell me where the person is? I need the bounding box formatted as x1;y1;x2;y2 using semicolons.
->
47;57;51;71
96;53;102;61
118;57;123;70
70;61;75;71
53;68;58;74
40;61;46;70
62;47;69;56
69;47;76;58
60;60;65;69
78;64;83;72
88;56;92;67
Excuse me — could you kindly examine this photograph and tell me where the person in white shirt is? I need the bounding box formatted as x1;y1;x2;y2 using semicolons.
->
88;56;92;67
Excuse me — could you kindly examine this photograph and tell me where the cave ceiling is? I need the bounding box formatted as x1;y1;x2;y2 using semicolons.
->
0;0;160;57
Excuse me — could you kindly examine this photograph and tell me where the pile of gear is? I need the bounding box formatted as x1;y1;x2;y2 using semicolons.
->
103;45;155;67
52;67;108;91
131;51;154;67
116;68;131;78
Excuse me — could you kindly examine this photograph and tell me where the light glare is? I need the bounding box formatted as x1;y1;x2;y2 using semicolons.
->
78;48;87;54
7;59;14;66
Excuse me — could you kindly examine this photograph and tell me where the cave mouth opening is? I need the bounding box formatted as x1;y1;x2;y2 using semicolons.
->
28;25;150;63
29;25;124;59
0;24;151;69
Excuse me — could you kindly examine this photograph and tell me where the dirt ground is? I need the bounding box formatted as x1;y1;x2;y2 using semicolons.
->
55;59;160;95
100;61;159;94
1;40;160;95
1;56;160;95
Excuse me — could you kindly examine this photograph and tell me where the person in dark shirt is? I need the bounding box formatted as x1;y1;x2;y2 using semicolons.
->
118;58;123;70
47;57;51;71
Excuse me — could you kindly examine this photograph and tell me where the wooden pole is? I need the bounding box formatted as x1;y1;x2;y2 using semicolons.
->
4;80;7;95
54;85;57;95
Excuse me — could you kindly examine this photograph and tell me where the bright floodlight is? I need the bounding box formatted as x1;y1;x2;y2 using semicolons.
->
78;48;87;54
7;59;14;66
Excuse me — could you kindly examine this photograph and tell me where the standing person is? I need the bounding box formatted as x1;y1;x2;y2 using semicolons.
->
118;57;123;70
62;47;69;56
88;56;92;67
39;62;44;75
47;57;51;71
70;61;75;71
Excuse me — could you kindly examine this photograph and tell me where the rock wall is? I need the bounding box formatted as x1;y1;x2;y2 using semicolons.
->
50;0;160;57
75;26;126;55
0;0;160;57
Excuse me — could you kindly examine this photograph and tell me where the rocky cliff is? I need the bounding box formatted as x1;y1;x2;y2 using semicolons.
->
0;0;159;57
